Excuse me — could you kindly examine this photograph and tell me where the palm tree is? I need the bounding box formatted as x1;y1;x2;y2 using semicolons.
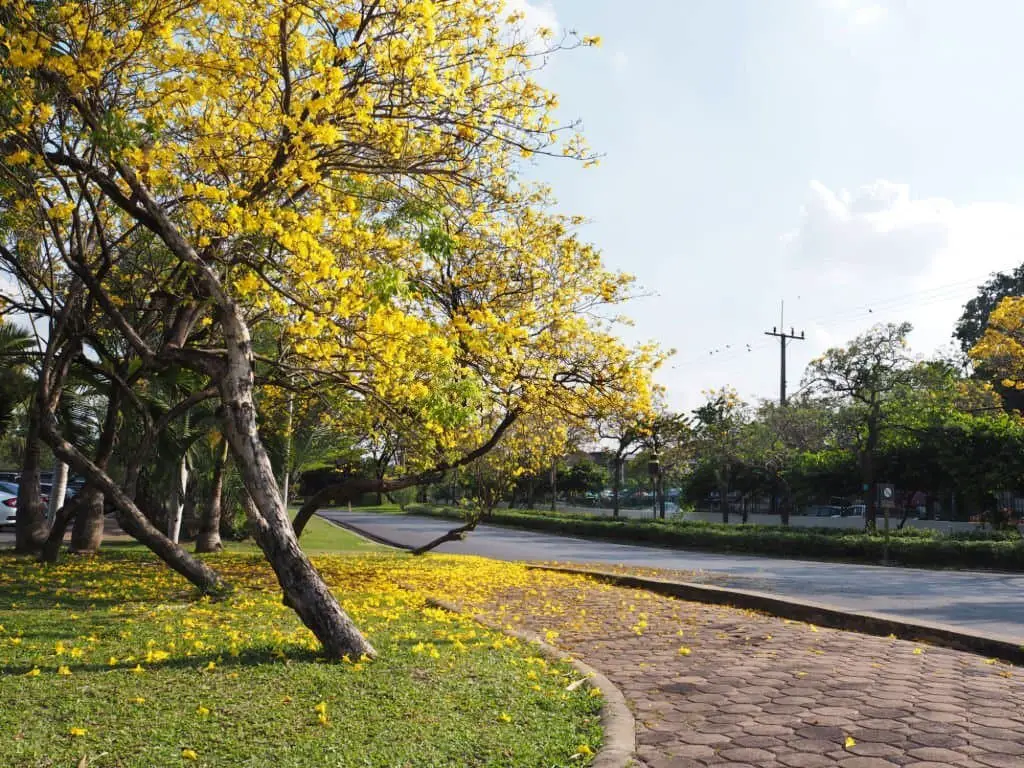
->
0;320;33;443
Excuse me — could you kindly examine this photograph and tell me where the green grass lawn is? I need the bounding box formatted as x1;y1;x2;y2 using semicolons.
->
0;551;601;767
104;515;386;556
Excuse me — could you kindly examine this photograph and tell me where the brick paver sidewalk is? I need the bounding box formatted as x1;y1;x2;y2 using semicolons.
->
469;573;1023;768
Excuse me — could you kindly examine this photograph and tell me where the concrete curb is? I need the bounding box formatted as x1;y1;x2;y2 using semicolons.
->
320;515;1023;665
316;515;401;549
530;564;1024;666
319;515;411;551
423;595;636;768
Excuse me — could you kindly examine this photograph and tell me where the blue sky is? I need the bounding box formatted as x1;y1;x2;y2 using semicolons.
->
515;0;1024;412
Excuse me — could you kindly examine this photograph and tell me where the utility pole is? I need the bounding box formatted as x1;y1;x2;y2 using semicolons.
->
764;301;805;406
765;303;805;524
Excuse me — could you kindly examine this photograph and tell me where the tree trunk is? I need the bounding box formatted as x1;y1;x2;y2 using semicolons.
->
168;452;188;543
195;438;228;553
719;476;730;524
217;300;374;658
779;479;791;526
863;412;879;532
47;460;69;524
69;488;105;553
741;496;749;524
658;473;666;519
41;489;85;563
15;407;48;553
550;459;557;512
281;393;293;508
68;388;121;555
40;412;227;593
612;457;622;518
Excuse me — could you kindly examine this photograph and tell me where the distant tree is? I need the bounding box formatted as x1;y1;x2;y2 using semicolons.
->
957;268;1024;411
803;323;919;530
597;412;647;517
641;410;691;518
956;266;1024;355
743;398;833;525
692;388;750;523
970;296;1024;395
563;460;609;498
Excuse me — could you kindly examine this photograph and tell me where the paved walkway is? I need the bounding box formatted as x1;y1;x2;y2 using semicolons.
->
446;569;1023;768
323;511;1024;641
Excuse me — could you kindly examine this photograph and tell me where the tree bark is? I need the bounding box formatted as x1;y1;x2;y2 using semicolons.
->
612;456;622;518
69;488;105;553
719;476;730;524
410;519;479;556
550;459;557;512
281;393;293;507
38;408;227;594
47;460;69;524
69;387;121;555
863;410;880;532
15;407;48;553
41;491;83;563
195;438;228;553
168;452;188;543
216;300;374;658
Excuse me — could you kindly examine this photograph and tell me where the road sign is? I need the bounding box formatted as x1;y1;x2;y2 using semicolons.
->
879;483;895;509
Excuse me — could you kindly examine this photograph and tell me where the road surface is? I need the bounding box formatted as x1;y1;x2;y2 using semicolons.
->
322;510;1024;642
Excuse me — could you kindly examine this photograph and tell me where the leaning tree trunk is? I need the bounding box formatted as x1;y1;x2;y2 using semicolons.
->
69;488;105;553
129;191;373;655
46;460;69;525
15;407;48;553
196;438;228;553
216;301;374;658
39;410;226;593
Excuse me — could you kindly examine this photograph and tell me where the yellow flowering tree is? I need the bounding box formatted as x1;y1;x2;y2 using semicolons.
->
970;296;1024;392
0;0;656;657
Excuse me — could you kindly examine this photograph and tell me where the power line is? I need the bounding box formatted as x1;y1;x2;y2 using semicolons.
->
675;271;997;368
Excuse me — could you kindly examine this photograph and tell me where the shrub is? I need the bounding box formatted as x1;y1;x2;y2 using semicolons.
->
406;504;1024;571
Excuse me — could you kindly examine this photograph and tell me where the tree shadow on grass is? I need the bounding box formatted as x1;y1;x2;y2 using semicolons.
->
0;646;328;678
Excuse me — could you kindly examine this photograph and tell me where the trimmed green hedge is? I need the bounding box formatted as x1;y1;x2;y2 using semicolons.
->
407;505;1024;571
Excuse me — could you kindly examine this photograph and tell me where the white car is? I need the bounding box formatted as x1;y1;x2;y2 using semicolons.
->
0;481;18;527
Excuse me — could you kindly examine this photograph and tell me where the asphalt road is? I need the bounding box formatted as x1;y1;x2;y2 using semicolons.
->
322;510;1024;642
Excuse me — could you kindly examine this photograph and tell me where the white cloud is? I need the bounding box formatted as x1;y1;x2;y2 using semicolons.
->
782;179;1024;358
787;179;952;277
825;0;889;27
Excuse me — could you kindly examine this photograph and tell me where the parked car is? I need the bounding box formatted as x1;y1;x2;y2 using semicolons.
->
0;481;18;527
0;481;50;528
806;504;844;517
